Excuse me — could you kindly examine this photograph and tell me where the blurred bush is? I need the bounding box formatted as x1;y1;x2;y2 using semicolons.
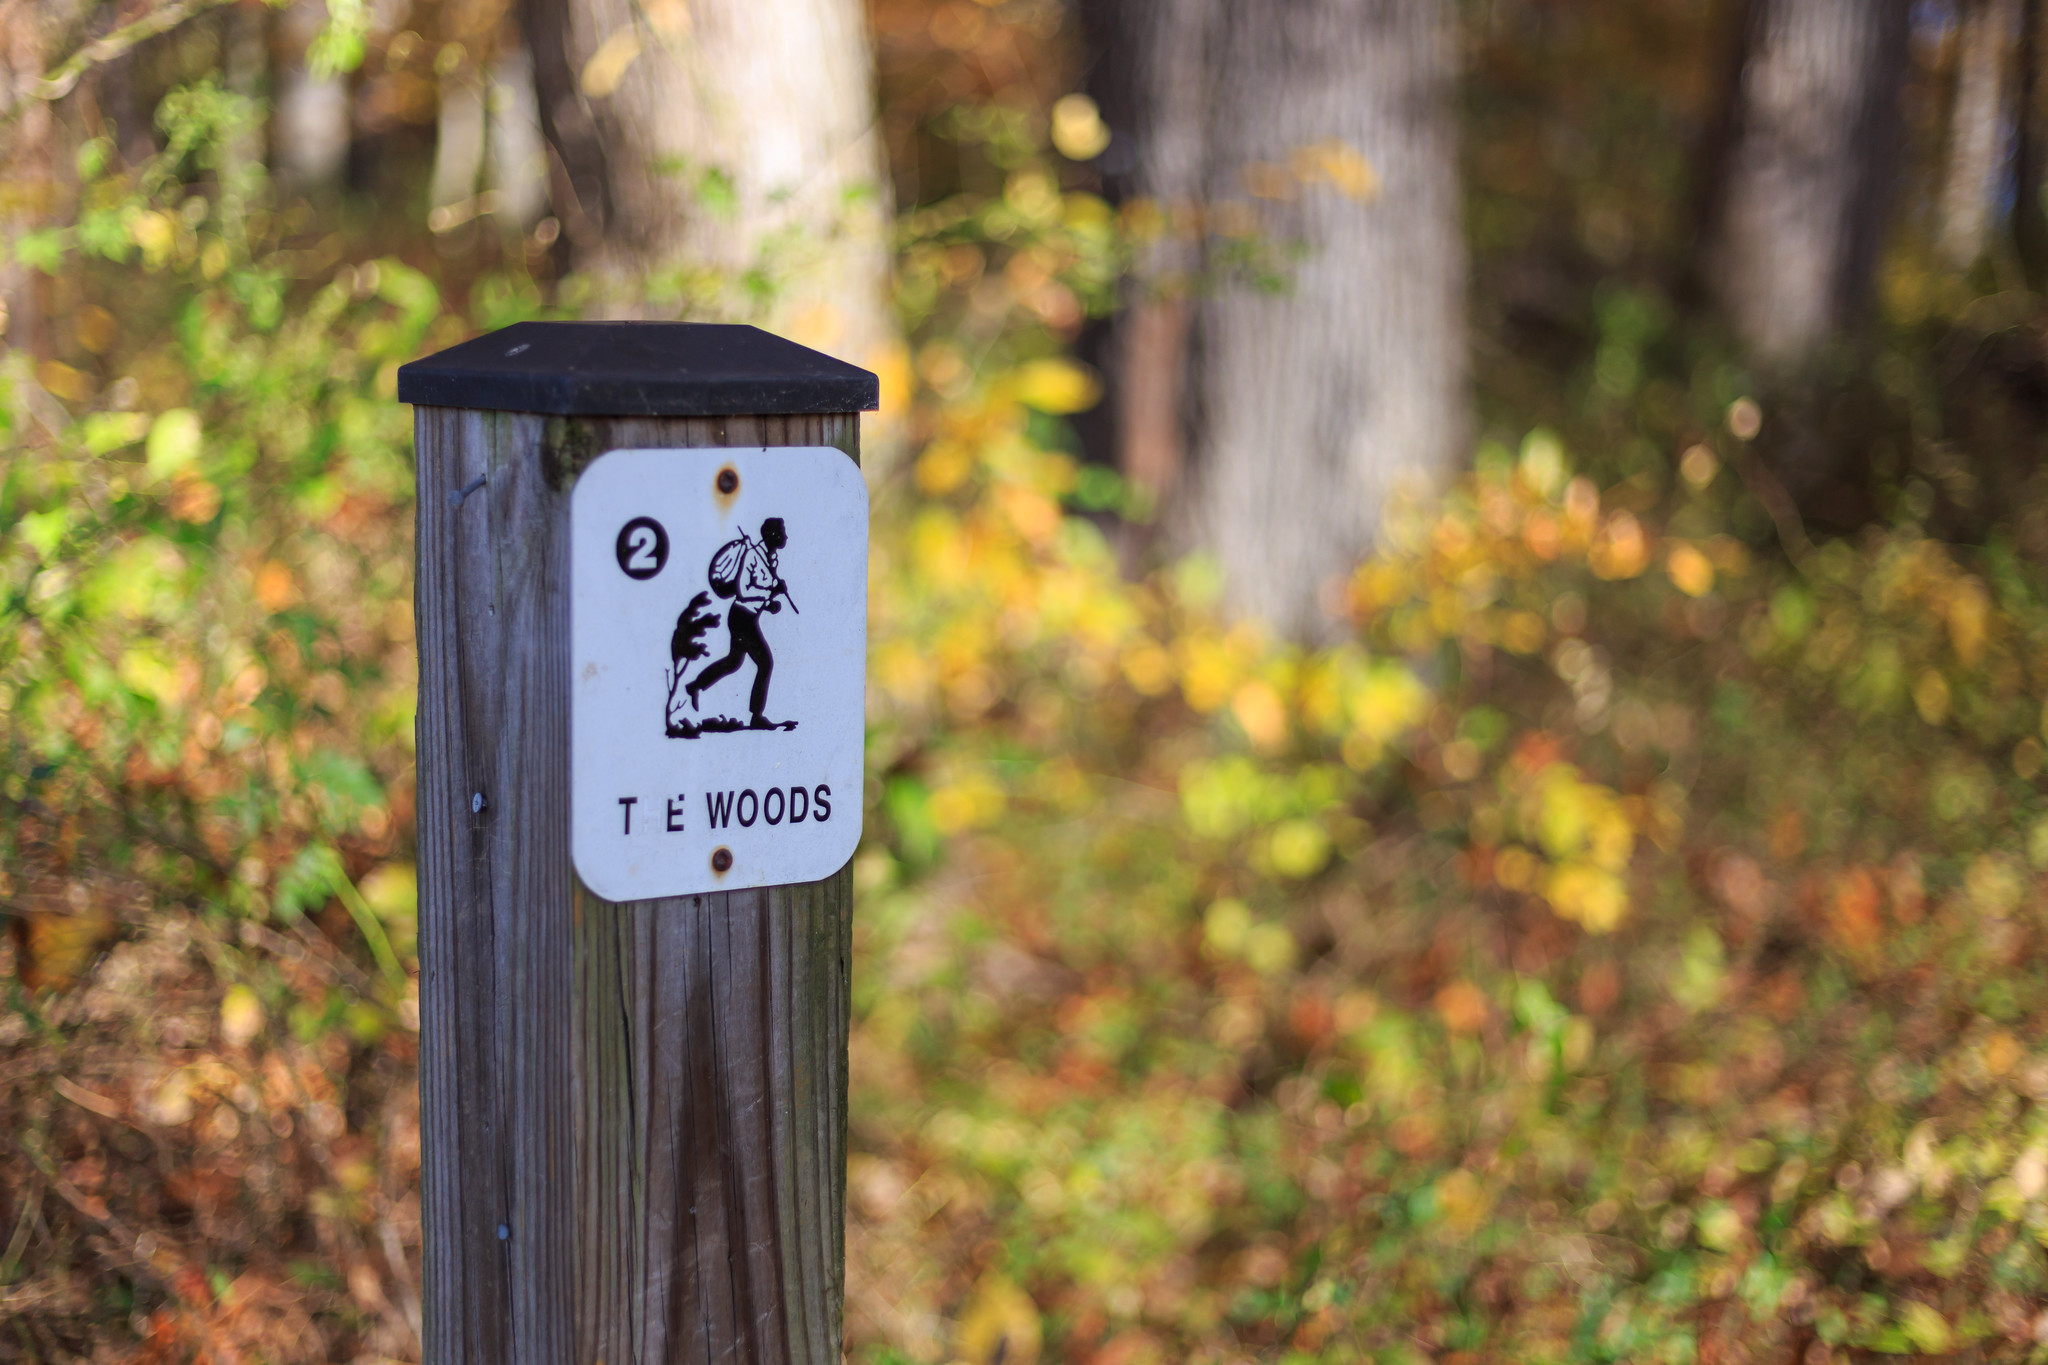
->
9;7;2048;1364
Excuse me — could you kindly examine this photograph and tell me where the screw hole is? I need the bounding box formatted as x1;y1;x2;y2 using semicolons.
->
716;468;739;495
711;847;733;873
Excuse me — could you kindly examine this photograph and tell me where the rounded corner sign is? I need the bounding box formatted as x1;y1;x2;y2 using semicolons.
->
571;446;868;901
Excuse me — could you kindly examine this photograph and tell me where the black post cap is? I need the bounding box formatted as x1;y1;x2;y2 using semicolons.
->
396;321;880;416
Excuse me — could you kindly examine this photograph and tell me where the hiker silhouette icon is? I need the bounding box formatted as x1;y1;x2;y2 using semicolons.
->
665;517;800;738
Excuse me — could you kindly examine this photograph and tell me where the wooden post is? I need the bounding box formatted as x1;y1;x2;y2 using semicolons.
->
398;323;877;1365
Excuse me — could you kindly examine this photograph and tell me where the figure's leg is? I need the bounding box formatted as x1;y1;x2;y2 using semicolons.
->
747;629;774;720
689;610;751;699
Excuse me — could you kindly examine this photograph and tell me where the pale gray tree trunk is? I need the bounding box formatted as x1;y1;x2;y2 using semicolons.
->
1941;0;2020;269
487;44;549;230
1103;0;1466;640
520;0;896;434
429;70;486;220
273;0;350;192
1704;0;1912;363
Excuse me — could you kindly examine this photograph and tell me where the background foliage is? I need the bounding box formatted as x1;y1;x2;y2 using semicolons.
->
9;3;2048;1363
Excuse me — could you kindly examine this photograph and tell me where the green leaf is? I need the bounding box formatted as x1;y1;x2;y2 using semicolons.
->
13;228;69;274
17;508;69;559
77;411;151;455
273;845;343;922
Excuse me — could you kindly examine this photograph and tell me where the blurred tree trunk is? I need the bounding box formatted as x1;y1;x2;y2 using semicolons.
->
0;0;90;362
2016;0;2048;285
273;0;351;193
1703;0;1911;363
1094;0;1467;640
429;64;486;220
1080;0;1212;510
519;0;895;407
487;43;548;230
1941;0;2019;269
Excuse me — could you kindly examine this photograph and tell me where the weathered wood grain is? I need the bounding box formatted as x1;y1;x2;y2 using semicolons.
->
416;408;857;1364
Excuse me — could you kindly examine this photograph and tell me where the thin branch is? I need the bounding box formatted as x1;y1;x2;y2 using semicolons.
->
4;0;245;122
1733;448;1813;565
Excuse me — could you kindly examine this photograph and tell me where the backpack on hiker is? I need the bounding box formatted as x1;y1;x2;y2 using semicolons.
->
707;536;752;599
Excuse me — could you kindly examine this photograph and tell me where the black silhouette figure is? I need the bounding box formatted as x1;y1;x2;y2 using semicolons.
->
672;517;798;735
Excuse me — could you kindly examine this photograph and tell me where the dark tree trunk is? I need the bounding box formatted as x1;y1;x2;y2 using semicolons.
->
1080;0;1215;512
1703;0;1912;362
1091;0;1467;641
2016;0;2048;285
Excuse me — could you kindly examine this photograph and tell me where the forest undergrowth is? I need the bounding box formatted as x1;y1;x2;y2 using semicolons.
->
9;83;2048;1365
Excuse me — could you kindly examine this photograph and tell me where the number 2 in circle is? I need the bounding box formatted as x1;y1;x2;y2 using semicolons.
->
616;517;669;580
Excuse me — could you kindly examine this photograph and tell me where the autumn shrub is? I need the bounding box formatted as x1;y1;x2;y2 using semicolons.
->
10;81;2048;1365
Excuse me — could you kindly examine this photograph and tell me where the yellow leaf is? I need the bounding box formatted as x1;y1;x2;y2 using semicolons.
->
954;1274;1041;1365
914;441;972;496
1499;610;1547;654
359;863;418;922
220;984;264;1047
11;910;118;991
1202;899;1251;959
118;645;187;708
129;209;175;265
641;0;691;38
784;303;843;352
868;337;913;417
72;304;116;355
1588;806;1633;871
166;471;221;523
1267;819;1331;879
1983;1029;2022;1078
1244;922;1296;975
1290;139;1380;202
1049;93;1110;161
1351;662;1429;743
1012;357;1100;414
1694;1203;1742;1251
1240;161;1296;200
1664;542;1714;597
1947;578;1989;665
1493;845;1539;893
254;560;299;612
1120;643;1174;696
580;28;643;99
1913;669;1951;726
1898;1301;1952;1355
1231;679;1288;752
1589;512;1648;579
36;360;92;403
1433;981;1488;1035
930;774;1006;833
146;408;202;480
1543;862;1629;932
145;1069;195;1125
1965;854;2023;914
1434;1168;1490;1232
